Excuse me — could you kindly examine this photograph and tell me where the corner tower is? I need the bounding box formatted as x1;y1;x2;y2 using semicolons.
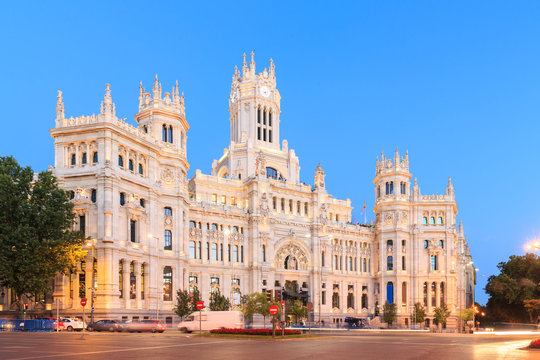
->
211;53;299;182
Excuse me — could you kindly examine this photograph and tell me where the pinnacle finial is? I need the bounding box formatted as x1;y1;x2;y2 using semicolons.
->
250;51;255;71
56;90;65;120
242;53;247;65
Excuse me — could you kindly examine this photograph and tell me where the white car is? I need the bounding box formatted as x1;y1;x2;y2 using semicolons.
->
61;318;86;331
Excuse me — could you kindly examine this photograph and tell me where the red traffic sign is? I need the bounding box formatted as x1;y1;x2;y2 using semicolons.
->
196;301;204;310
269;305;279;315
80;298;87;307
281;300;285;309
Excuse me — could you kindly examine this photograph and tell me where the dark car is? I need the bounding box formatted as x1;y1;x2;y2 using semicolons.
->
87;320;123;332
126;319;166;333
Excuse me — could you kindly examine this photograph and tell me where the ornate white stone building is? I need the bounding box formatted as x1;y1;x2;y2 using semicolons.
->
1;53;475;328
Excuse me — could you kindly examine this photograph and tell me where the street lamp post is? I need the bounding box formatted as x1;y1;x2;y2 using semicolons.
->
85;240;95;324
148;234;160;320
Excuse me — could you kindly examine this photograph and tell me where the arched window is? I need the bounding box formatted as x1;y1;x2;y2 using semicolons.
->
438;216;443;224
385;182;389;195
164;230;172;250
332;292;340;309
92;152;98;163
233;245;239;262
232;226;238;233
362;258;367;272
349;257;353;271
304;202;308;215
119;192;125;206
439;240;444;248
347;291;354;309
163;266;173;301
262;245;266;262
390;181;394;194
387;240;393;247
138;163;143;175
431;282;436;307
128;160;134;171
440;282;445;305
321;251;325;267
422;217;427;224
119;260;123;298
211;243;218;260
362;291;368;309
164;207;173;216
424;240;428;249
91;189;97;203
430;217;435;224
118;155;124;167
387;256;393;271
297;201;301;214
189;241;196;259
423;282;428;306
266;167;278;179
386;282;394;304
139;198;145;208
289;199;293;213
71;154;76;166
168;126;173;143
130;262;136;299
280;198;285;211
82;153;87;164
162;124;167;142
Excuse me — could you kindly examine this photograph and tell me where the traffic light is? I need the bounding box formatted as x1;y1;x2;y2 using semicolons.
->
274;289;281;301
266;290;272;302
23;303;28;314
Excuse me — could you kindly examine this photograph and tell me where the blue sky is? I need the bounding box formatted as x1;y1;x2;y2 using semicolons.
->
2;1;540;304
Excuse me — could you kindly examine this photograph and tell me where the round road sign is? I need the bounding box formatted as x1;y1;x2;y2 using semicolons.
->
196;301;204;310
269;305;279;315
80;298;87;307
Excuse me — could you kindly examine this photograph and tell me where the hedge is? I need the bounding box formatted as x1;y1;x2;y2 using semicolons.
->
210;328;301;335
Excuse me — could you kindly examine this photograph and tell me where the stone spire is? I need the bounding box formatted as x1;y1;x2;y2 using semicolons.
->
152;74;161;100
139;82;145;111
458;220;464;236
56;90;64;120
446;177;454;196
249;51;256;73
412;177;419;196
242;53;248;75
172;80;181;103
269;58;275;78
100;84;114;118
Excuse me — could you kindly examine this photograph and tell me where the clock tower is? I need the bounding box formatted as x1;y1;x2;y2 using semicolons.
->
211;53;300;182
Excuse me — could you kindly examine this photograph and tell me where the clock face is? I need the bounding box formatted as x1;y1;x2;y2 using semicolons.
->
260;86;270;97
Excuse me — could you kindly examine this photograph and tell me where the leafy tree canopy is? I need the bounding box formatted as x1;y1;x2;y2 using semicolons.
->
485;253;540;323
209;290;231;311
383;301;397;326
413;302;426;324
0;156;85;309
434;303;451;326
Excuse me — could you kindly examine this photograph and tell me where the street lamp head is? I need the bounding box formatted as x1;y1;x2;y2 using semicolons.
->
224;229;231;236
306;234;311;238
85;240;93;247
148;233;153;239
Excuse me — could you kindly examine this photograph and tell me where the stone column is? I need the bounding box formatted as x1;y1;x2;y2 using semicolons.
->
123;260;130;309
135;261;141;309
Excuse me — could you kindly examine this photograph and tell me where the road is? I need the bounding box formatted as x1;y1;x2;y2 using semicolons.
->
0;331;538;360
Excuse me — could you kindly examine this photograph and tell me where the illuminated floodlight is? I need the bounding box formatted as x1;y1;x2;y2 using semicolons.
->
224;229;231;236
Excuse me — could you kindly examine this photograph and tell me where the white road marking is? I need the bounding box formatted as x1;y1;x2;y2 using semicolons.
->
8;339;228;360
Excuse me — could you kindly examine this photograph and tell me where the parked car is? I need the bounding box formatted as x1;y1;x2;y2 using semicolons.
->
61;318;85;331
178;311;244;333
87;320;123;332
126;319;166;333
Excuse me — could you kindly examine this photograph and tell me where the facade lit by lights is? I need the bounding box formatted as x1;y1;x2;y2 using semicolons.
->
0;53;475;328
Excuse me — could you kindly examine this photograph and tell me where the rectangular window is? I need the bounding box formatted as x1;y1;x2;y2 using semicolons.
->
304;202;308;216
231;197;236;206
334;255;338;270
402;256;406;271
189;241;196;259
430;255;437;271
206;242;210;260
130;220;136;242
212;194;217;203
220;195;226;204
198;241;202;260
281;198;285;211
322;291;326;305
241;245;244;263
228;244;231;262
79;215;86;235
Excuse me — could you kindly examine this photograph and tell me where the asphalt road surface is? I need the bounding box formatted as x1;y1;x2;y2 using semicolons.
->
0;332;538;360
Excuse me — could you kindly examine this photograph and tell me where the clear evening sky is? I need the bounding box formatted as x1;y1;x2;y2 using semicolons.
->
2;1;540;304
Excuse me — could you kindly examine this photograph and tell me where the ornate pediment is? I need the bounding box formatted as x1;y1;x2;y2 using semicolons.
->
275;243;309;270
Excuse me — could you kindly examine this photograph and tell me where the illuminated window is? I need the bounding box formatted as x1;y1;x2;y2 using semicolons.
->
163;267;172;301
164;230;172;250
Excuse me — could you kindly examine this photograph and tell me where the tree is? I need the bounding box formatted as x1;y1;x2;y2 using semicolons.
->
173;289;192;320
460;309;474;322
485;253;540;323
413;302;426;325
434;303;451;329
0;156;85;314
289;300;306;324
383;301;397;327
209;290;231;311
242;292;281;328
523;299;540;324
